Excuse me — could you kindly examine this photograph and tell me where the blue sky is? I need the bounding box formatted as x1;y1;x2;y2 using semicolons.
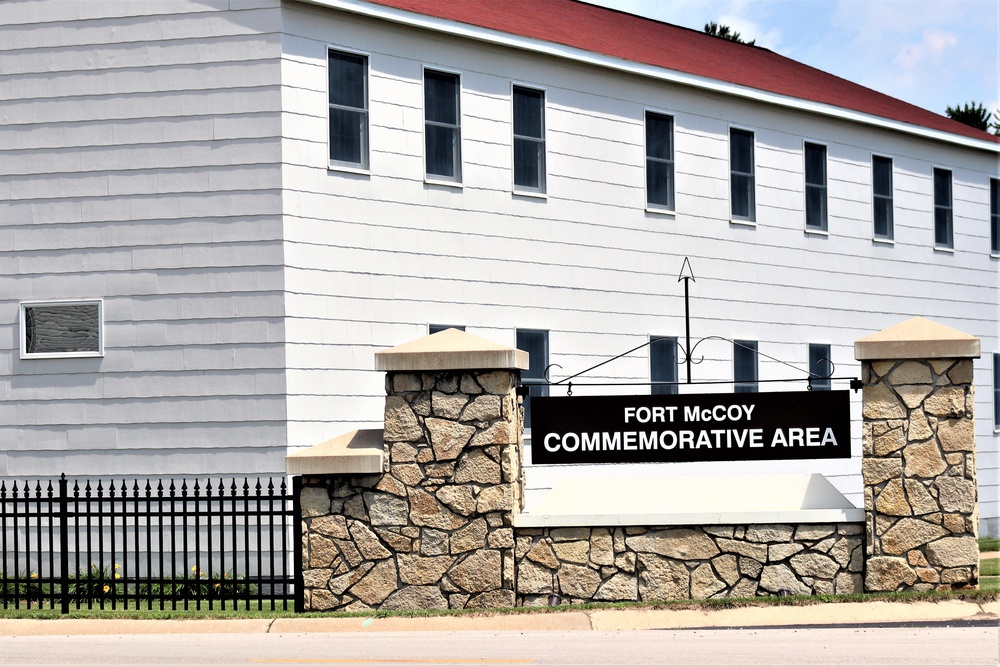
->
582;0;999;121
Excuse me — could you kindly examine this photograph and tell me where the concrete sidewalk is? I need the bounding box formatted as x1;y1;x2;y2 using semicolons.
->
0;599;995;636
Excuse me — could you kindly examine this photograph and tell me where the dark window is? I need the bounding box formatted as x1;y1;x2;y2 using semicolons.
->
873;156;893;240
516;329;549;429
734;340;758;393
328;50;368;168
994;353;999;431
730;129;755;221
808;343;832;391
429;324;465;334
805;143;827;230
990;179;998;255
22;301;102;357
646;112;674;210
424;70;461;181
934;168;953;248
513;87;545;192
650;336;678;395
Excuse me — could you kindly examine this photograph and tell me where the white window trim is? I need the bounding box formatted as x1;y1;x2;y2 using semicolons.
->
989;178;999;258
424;177;465;190
516;327;550;434
808;342;833;391
20;299;104;359
649;334;679;394
514;190;548;201
646;207;677;218
803;140;829;232
422;64;463;185
931;165;954;251
733;338;759;393
511;82;547;196
644;107;676;213
871;153;894;242
994;352;1000;433
728;125;756;224
327;45;371;174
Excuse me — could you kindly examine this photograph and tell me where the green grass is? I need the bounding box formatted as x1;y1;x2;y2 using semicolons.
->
978;537;1000;552
976;539;998;593
0;601;296;620
0;587;995;621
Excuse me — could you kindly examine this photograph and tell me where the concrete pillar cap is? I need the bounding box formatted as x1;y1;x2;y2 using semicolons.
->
375;328;529;372
854;317;980;361
286;429;384;475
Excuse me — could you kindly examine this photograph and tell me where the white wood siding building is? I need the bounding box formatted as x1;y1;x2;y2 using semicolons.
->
2;0;998;534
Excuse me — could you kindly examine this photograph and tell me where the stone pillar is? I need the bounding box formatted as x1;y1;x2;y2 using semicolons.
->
293;329;527;611
855;317;980;592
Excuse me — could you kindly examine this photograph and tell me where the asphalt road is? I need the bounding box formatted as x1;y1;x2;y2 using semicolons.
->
2;622;997;666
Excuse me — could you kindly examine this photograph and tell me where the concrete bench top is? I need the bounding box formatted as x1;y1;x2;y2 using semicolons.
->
514;473;864;527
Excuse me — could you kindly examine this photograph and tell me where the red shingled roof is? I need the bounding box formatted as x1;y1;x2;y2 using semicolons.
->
362;0;998;145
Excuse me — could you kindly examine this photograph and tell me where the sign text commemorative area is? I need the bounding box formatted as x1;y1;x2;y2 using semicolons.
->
530;390;852;464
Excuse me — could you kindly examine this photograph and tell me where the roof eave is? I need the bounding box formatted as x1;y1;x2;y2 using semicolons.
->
298;0;999;154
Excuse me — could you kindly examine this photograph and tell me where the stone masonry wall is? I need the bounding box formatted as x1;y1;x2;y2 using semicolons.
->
514;523;863;604
862;358;979;591
299;369;523;611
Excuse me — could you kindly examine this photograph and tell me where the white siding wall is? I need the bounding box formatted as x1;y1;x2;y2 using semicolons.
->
0;0;288;479
279;5;998;532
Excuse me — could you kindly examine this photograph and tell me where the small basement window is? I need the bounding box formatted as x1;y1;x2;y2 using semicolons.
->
20;300;103;359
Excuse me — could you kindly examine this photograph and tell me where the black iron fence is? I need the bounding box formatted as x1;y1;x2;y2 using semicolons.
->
1;474;297;612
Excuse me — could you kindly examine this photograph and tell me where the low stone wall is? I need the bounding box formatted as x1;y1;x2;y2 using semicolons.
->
514;523;863;604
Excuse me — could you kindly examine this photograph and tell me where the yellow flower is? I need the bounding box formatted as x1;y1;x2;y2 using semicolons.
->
114;574;121;580
30;572;38;579
191;566;198;572
214;583;221;589
102;585;110;593
114;564;120;570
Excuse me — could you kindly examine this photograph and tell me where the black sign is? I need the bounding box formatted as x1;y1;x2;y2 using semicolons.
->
530;390;851;465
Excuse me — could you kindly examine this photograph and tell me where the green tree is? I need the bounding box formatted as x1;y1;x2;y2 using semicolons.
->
703;22;755;46
945;101;990;131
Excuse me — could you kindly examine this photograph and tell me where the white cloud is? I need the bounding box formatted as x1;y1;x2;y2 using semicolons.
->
894;28;958;70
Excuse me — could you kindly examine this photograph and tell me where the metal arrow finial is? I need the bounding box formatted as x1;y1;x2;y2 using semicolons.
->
677;256;696;283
